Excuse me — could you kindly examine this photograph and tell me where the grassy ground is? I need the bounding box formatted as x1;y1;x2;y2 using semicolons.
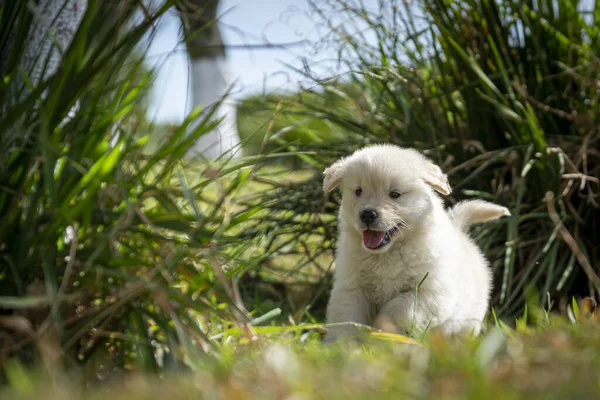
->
2;312;600;399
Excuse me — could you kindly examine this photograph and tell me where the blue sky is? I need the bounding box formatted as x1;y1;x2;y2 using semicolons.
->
146;0;329;123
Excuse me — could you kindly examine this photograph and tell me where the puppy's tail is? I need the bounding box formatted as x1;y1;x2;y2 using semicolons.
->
450;200;510;232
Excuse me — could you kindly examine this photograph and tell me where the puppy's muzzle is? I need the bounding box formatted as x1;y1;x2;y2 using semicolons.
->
360;209;378;225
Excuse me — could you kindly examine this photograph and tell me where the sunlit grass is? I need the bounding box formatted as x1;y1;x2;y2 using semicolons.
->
3;307;600;399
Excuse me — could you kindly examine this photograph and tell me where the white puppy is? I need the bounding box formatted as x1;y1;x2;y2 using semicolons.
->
323;144;509;340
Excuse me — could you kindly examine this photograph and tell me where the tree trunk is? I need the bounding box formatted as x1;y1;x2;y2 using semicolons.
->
20;0;88;99
179;0;241;159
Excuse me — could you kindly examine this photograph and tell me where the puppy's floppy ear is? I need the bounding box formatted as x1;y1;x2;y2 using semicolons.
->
422;162;452;195
323;158;346;193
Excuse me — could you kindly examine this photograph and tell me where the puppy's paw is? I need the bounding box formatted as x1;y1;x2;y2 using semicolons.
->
322;323;371;344
321;333;337;344
373;314;403;334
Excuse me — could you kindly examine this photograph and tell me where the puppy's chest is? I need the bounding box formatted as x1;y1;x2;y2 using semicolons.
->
357;249;429;306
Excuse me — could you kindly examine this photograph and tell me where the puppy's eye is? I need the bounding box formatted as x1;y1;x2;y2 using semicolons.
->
355;188;362;197
390;191;401;199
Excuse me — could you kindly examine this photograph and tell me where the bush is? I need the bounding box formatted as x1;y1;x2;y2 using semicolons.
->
245;0;599;320
0;0;270;376
237;92;349;163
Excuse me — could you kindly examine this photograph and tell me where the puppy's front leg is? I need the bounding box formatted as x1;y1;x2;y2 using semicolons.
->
377;292;432;336
324;285;373;342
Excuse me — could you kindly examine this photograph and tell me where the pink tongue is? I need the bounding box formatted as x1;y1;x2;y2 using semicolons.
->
362;230;386;249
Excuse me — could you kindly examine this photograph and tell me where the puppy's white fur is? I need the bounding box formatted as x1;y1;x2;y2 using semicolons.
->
324;144;509;340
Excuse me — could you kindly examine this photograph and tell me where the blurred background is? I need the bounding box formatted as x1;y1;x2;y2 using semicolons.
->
0;0;599;398
147;0;324;123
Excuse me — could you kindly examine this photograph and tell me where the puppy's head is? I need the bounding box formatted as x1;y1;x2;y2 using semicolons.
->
323;145;451;253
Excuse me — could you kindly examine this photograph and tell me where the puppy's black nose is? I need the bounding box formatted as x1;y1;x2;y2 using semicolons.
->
360;209;378;224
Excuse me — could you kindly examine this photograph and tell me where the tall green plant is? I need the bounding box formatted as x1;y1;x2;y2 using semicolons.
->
0;0;267;376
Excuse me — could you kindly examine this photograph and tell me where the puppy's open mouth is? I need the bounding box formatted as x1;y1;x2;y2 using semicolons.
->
362;226;400;249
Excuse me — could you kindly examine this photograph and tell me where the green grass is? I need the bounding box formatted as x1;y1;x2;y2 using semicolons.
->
2;308;600;399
